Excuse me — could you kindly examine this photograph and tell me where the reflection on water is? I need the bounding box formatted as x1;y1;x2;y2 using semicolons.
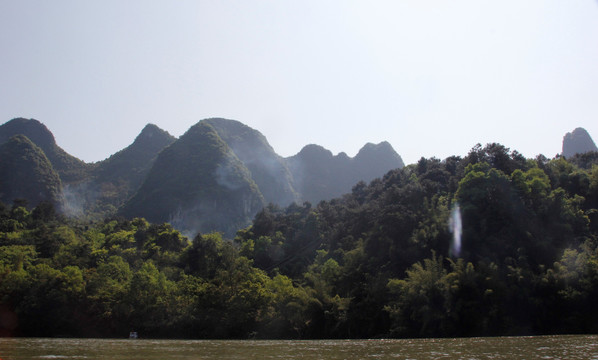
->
0;335;597;360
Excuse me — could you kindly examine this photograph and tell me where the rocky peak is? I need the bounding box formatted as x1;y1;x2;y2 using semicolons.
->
562;127;597;158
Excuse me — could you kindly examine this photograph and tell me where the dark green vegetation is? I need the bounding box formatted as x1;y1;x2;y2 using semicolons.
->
0;118;403;235
120;119;404;236
0;135;63;206
1;144;597;339
62;124;176;219
0;118;176;220
203;118;300;207
119;122;265;237
0;118;90;183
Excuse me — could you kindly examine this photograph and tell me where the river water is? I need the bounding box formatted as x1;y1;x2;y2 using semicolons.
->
0;335;597;359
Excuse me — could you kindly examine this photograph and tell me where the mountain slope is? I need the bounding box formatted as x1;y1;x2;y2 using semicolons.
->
0;117;406;234
353;141;405;179
61;124;177;217
0;118;90;183
93;123;176;196
203;118;299;206
287;142;404;203
0;135;62;207
119;122;265;237
287;145;352;203
562;127;598;158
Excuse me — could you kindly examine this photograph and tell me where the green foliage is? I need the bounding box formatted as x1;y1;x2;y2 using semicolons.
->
74;124;178;218
0;135;63;207
119;122;265;238
1;143;598;339
203;118;300;207
0;118;91;184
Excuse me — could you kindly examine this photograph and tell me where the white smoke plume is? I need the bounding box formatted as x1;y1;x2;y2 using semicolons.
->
448;202;462;258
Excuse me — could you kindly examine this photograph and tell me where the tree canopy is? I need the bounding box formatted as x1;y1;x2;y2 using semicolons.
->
1;144;598;339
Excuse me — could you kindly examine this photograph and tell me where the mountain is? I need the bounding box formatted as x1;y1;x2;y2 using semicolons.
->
353;141;405;180
119;121;265;237
120;119;404;235
0;118;90;183
0;116;405;235
203;118;299;206
0;135;62;207
287;145;352;204
562;127;598;158
287;142;404;203
93;123;176;196
62;124;177;217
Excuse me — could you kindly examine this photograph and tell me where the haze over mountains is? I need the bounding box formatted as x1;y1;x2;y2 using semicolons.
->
119;121;266;237
1;116;596;237
0;117;404;236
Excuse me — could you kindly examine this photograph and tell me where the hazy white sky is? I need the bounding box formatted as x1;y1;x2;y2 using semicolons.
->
1;1;597;165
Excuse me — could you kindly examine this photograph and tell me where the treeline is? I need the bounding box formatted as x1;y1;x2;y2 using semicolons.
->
1;144;598;338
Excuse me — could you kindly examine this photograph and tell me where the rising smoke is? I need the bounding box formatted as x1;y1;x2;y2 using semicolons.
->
448;202;462;258
215;161;244;191
60;181;98;217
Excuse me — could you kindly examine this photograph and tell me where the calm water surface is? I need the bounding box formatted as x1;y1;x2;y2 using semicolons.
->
1;335;597;359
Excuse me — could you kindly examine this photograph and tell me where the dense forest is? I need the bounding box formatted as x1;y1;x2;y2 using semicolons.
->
1;143;598;339
0;118;404;237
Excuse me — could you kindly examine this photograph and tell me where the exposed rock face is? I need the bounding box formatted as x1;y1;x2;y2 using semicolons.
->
0;135;62;207
562;128;598;158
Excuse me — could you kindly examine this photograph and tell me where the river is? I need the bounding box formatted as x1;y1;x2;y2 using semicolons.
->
1;335;597;359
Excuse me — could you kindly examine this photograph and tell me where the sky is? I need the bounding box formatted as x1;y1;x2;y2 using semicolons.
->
1;1;597;165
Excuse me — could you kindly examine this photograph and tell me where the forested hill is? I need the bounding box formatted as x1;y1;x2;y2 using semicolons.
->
287;141;405;204
0;135;62;206
119;121;266;237
0;118;90;183
61;124;177;218
202;118;299;207
1;143;597;339
0;117;404;235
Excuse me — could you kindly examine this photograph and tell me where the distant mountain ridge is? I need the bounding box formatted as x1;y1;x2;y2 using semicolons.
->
0;118;176;217
0;117;405;236
287;141;405;203
5;118;595;238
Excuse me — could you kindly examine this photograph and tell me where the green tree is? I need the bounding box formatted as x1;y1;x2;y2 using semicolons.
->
126;261;175;335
